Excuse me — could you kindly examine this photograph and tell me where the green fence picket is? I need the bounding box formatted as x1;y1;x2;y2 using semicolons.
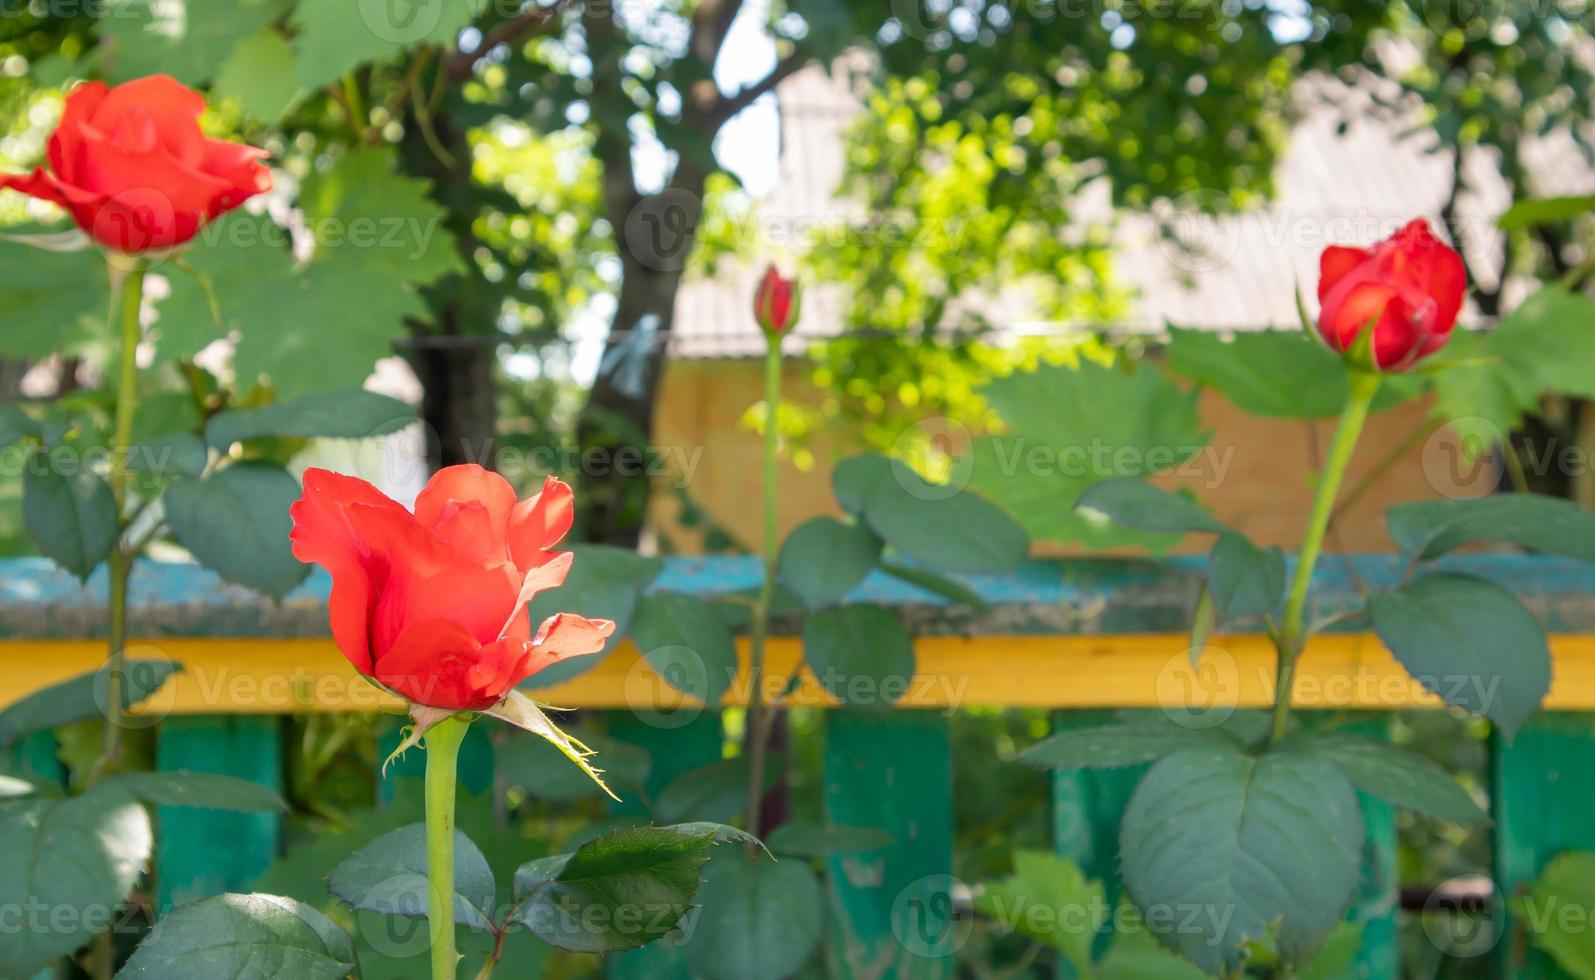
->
1493;713;1595;978
153;716;283;910
824;709;955;980
1050;710;1143;978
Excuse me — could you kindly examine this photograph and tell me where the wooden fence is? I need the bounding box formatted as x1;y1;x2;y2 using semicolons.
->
4;553;1594;978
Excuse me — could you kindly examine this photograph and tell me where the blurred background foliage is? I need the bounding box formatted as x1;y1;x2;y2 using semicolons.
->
2;0;1591;538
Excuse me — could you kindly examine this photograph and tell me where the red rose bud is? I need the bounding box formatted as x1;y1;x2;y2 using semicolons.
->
753;264;799;335
1316;218;1466;370
290;466;615;711
0;75;271;254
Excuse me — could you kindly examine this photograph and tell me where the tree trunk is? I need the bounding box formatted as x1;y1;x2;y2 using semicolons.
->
575;245;694;545
403;338;499;470
396;67;501;476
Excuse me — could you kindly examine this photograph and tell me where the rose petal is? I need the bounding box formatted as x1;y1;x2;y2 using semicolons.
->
289;469;409;674
373;619;493;710
1317;245;1368;302
531;612;616;660
48;81;109;182
414;464;518;555
508;476;574;571
499;551;575;642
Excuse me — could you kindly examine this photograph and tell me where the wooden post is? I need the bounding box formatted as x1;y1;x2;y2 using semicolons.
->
1492;713;1595;979
153;716;283;910
824;709;955;980
606;708;726;980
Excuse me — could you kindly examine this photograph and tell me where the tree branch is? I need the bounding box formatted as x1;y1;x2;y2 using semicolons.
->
701;51;810;130
446;0;576;81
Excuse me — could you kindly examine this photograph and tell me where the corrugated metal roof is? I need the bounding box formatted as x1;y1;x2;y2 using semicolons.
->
671;64;1592;359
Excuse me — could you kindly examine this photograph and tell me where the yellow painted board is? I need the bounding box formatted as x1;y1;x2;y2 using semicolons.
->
3;633;1594;715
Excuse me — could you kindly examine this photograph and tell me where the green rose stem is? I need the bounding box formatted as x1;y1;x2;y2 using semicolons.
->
1267;369;1381;747
88;255;146;979
743;337;782;840
425;714;471;980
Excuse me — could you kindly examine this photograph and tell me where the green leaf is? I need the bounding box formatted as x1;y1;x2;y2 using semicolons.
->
854;457;1028;573
1281;732;1486;824
128;433;208;481
1020;723;1229;770
630;592;738;704
1074;477;1226;535
971;358;1210;549
1296;922;1365;980
801;604;915;707
0;784;153;976
1523;853;1595;980
1207;532;1286;621
0;403;40;449
1369;573;1550;736
150;213;297;364
498;728;650;802
1387;494;1595;563
116;892;356;979
764;822;893;857
164;463;309;599
230;248;430;397
687;849;824;980
212;29;303;121
1498;195;1595;230
298;148;462;284
663;821;768;853
522;545;662;688
876;561;990;610
205;391;416;450
1097;921;1210;980
174;152;462;397
1120;745;1364;974
777;516;883;609
102;772;286;812
0;659;179;746
511;826;714;952
328;823;497;932
832;453;895;513
655;757;756;825
0;234;110;358
974;850;1102;974
1431;287;1595;452
98;0;288;84
22;459;118;580
292;0;478;90
1164;326;1420;419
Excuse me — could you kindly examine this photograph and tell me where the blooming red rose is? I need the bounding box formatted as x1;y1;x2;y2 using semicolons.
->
0;75;271;254
1316;218;1467;370
290;465;615;711
753;264;799;335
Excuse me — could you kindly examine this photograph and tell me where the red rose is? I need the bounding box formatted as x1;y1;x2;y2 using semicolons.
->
753;264;799;335
1316;218;1467;370
290;465;615;711
0;75;271;254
